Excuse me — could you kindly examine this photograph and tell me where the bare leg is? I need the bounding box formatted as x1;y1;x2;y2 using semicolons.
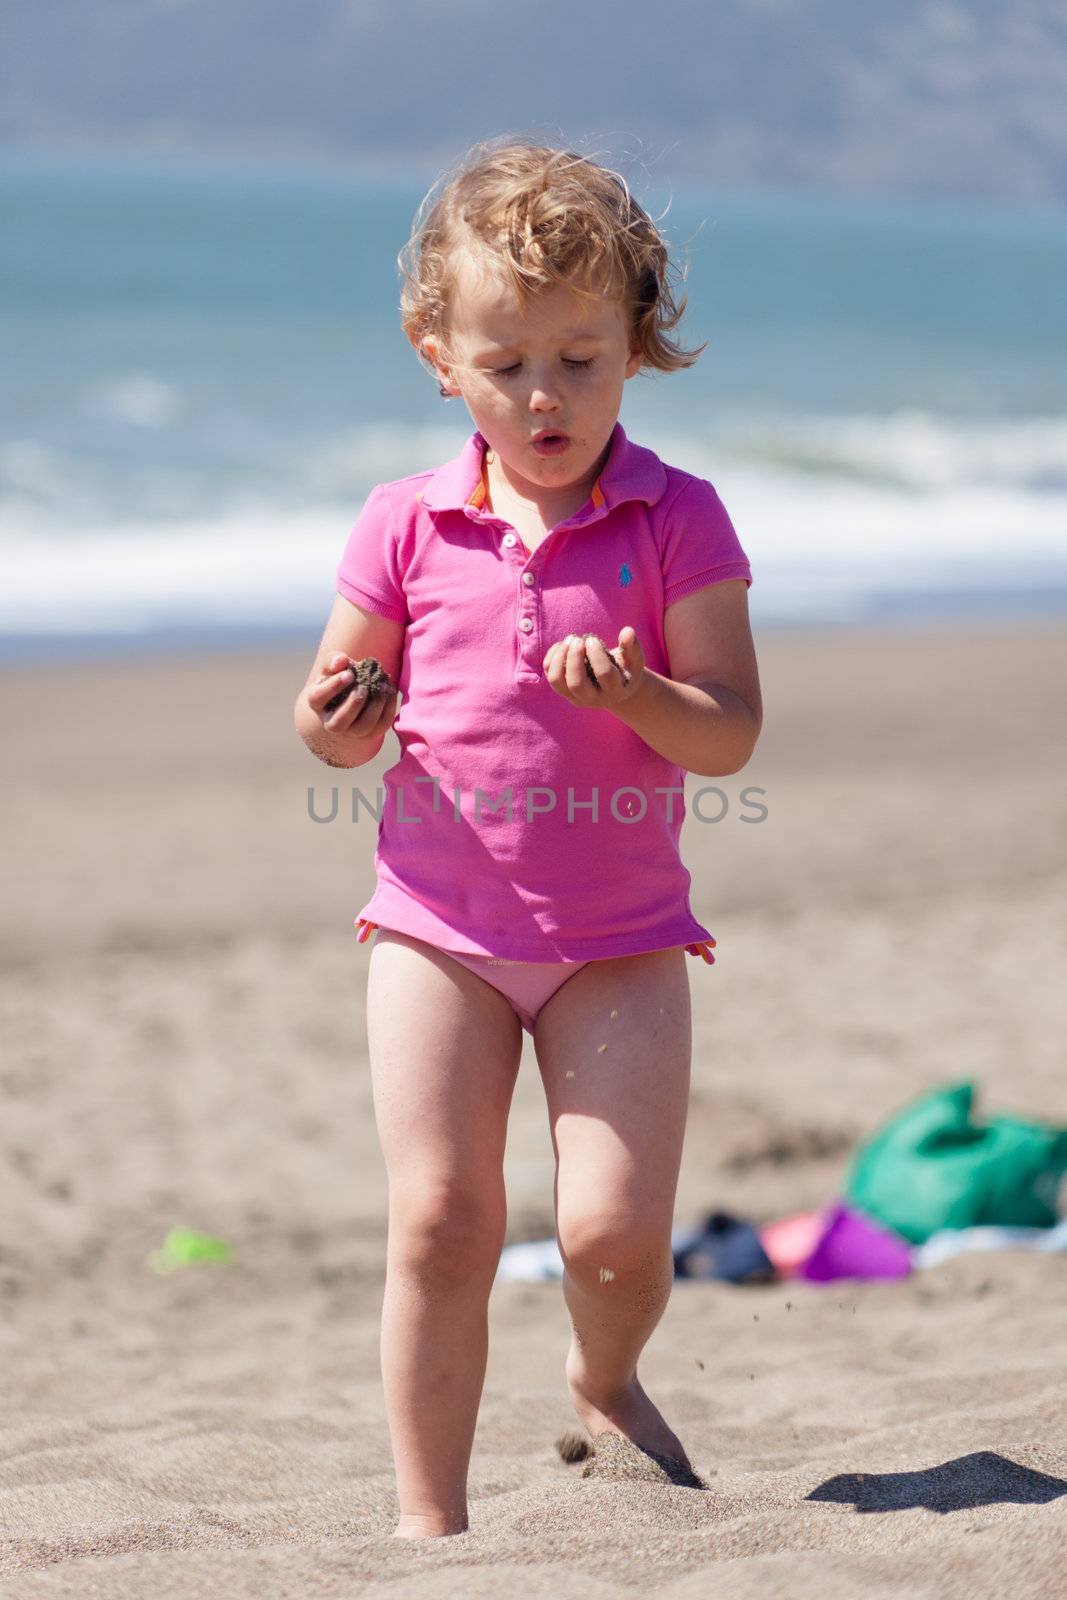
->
366;930;523;1537
533;947;694;1467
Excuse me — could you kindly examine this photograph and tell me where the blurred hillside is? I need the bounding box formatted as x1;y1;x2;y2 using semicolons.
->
2;0;1066;208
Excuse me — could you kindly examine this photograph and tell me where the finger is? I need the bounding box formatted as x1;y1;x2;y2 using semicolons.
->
583;635;623;681
563;636;591;695
354;684;399;732
323;653;352;683
614;627;638;684
317;667;354;706
537;640;572;684
317;665;357;713
583;635;618;688
323;682;369;726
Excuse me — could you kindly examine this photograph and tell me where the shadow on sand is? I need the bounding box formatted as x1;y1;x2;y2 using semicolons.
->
808;1451;1067;1514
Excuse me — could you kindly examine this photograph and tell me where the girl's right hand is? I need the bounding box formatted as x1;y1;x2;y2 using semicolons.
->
310;652;400;740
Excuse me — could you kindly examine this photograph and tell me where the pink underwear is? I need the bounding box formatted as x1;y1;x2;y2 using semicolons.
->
355;918;715;1036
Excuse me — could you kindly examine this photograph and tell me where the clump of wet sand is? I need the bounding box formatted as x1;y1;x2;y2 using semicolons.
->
556;1430;708;1490
324;655;395;712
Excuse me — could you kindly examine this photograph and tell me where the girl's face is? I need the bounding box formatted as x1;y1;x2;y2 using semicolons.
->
423;248;642;503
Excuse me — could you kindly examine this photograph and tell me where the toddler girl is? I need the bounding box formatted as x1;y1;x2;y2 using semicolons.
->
294;137;762;1539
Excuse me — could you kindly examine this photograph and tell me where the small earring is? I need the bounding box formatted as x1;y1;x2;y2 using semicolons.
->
438;382;451;398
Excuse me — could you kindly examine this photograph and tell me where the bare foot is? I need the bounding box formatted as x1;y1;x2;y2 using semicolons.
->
392;1512;468;1539
565;1346;693;1471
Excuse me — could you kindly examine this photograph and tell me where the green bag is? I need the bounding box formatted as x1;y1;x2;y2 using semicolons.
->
844;1081;1067;1245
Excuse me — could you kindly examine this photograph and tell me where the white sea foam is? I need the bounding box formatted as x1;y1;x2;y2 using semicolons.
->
2;413;1065;637
3;482;1064;637
2;511;346;635
643;410;1067;496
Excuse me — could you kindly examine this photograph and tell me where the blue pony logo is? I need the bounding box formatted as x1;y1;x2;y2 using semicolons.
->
619;562;633;588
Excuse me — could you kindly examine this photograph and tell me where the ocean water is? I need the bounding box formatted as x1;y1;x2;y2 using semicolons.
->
3;149;1066;659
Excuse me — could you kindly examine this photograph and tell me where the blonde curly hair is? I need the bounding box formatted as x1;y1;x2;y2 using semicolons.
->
398;136;705;383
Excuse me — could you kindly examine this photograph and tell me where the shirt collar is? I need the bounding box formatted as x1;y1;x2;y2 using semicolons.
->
418;422;668;516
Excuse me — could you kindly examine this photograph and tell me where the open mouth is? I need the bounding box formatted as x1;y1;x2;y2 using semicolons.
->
532;433;570;455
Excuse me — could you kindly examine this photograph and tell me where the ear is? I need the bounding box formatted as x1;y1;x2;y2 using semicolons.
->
624;343;643;380
421;335;462;397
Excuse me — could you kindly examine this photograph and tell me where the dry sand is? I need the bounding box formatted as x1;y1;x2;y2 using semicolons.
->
1;620;1065;1597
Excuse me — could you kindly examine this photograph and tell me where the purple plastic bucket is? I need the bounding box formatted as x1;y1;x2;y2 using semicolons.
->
799;1199;913;1283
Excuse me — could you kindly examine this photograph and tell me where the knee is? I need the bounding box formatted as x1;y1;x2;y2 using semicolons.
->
557;1208;671;1292
388;1180;506;1286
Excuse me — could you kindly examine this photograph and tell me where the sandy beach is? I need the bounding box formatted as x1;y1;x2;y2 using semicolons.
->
2;618;1065;1596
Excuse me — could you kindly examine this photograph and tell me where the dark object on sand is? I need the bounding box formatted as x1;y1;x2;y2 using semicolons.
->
673;1210;777;1284
578;1432;707;1490
324;656;395;713
555;1430;592;1464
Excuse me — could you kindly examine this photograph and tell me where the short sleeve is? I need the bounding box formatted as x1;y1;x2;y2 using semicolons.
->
336;483;410;625
660;477;753;607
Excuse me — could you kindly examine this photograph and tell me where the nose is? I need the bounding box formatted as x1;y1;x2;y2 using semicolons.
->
527;365;562;411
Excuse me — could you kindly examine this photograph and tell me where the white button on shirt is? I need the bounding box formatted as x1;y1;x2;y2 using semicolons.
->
518;617;534;633
502;532;518;548
522;572;536;586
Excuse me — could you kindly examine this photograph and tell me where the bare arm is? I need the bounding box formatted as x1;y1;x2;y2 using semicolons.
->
615;579;761;776
294;594;406;769
542;580;761;777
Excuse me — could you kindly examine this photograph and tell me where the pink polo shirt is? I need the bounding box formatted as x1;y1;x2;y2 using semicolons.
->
335;421;753;962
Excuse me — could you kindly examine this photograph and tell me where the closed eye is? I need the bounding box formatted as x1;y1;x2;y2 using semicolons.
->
492;358;595;376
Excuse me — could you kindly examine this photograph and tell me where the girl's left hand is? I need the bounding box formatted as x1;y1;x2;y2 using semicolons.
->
541;626;647;711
